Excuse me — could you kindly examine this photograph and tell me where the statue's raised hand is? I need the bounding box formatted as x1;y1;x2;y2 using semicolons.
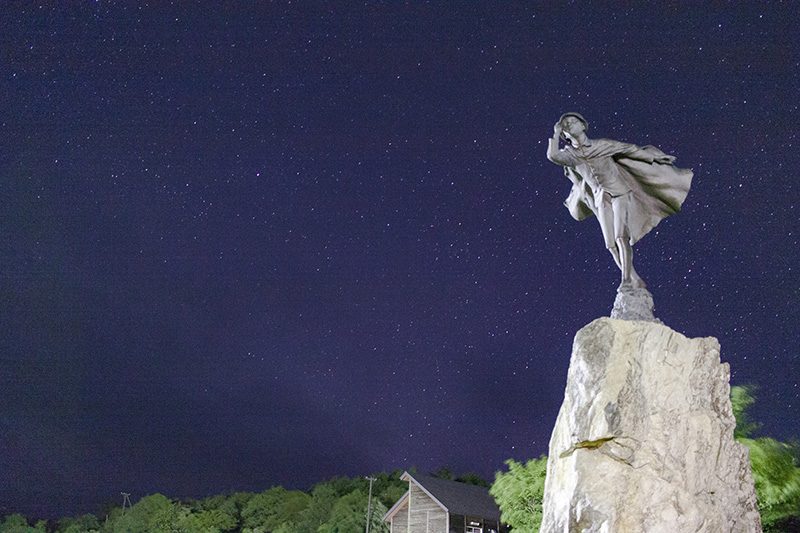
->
655;155;676;165
553;121;563;137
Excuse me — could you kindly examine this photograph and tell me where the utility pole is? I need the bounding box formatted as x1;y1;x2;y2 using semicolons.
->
121;492;132;514
365;476;376;533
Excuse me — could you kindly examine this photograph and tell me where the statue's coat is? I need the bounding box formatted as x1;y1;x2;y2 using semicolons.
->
562;143;693;245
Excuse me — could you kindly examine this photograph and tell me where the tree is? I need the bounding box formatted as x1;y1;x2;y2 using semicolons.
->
289;473;404;533
317;476;365;499
198;491;252;517
290;483;338;533
732;385;800;532
731;384;760;439
490;456;548;532
0;514;46;533
378;483;406;510
490;388;800;532
455;472;490;488
241;486;310;532
430;467;454;480
371;469;410;508
194;491;253;531
317;489;388;533
105;493;186;533
178;507;237;533
56;513;101;533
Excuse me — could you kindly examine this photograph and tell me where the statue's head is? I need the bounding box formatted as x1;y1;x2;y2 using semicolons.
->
559;112;588;140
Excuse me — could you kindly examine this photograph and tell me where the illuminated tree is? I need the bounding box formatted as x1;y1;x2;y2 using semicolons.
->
732;385;800;532
490;457;547;532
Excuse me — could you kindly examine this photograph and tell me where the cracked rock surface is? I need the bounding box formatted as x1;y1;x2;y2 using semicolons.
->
539;318;761;533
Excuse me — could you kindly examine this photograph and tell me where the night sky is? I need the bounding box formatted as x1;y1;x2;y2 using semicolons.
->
2;3;798;519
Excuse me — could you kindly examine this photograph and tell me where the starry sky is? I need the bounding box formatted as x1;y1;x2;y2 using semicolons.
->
2;2;798;519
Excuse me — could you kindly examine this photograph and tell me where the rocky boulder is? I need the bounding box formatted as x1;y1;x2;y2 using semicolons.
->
539;318;761;532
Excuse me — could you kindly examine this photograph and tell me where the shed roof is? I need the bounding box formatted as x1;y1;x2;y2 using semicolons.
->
401;472;501;519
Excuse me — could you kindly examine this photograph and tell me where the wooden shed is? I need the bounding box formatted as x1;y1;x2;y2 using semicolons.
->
383;471;510;533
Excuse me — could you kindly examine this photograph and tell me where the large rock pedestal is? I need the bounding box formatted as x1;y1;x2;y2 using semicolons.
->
539;318;761;533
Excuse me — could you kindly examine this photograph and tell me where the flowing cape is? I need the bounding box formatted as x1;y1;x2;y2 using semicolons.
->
563;145;693;245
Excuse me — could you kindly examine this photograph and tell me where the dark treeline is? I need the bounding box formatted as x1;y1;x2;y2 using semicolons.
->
0;469;490;533
3;387;799;532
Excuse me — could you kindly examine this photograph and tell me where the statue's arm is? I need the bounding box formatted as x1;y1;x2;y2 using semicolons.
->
613;141;655;163
546;125;579;167
613;141;676;165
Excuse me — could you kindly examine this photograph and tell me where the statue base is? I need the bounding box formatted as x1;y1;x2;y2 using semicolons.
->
611;286;660;322
538;318;762;532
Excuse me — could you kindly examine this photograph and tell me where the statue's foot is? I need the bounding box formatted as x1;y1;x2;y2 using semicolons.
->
618;276;646;292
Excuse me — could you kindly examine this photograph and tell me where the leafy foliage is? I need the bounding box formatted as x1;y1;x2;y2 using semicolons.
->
378;483;407;509
0;471;406;533
487;388;800;532
241;486;310;532
371;470;412;507
0;514;46;533
55;514;101;533
431;468;490;487
732;386;800;532
109;493;185;533
195;491;252;522
455;472;490;488
179;507;237;532
731;384;760;439
430;467;454;480
317;489;389;533
490;456;548;532
3;390;798;533
290;483;339;533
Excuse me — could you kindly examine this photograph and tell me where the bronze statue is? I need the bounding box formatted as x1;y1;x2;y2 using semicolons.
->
547;113;693;291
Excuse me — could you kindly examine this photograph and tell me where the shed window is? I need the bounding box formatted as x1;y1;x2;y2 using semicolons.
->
449;514;465;533
466;516;483;527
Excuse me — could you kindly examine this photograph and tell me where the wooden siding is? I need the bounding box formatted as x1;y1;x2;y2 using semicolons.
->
391;498;409;533
427;511;447;532
409;484;447;533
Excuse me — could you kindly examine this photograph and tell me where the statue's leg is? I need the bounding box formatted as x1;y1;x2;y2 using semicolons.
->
597;193;622;275
607;245;623;271
616;240;646;289
616;237;634;287
611;193;645;289
629;259;646;288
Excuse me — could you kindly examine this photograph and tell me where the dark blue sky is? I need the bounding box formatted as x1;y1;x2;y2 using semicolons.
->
2;3;798;519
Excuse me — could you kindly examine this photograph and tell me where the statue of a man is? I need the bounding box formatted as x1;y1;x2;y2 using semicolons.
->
547;112;693;290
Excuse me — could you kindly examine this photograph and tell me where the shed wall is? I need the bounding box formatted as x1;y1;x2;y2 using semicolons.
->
409;484;447;533
391;499;409;533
